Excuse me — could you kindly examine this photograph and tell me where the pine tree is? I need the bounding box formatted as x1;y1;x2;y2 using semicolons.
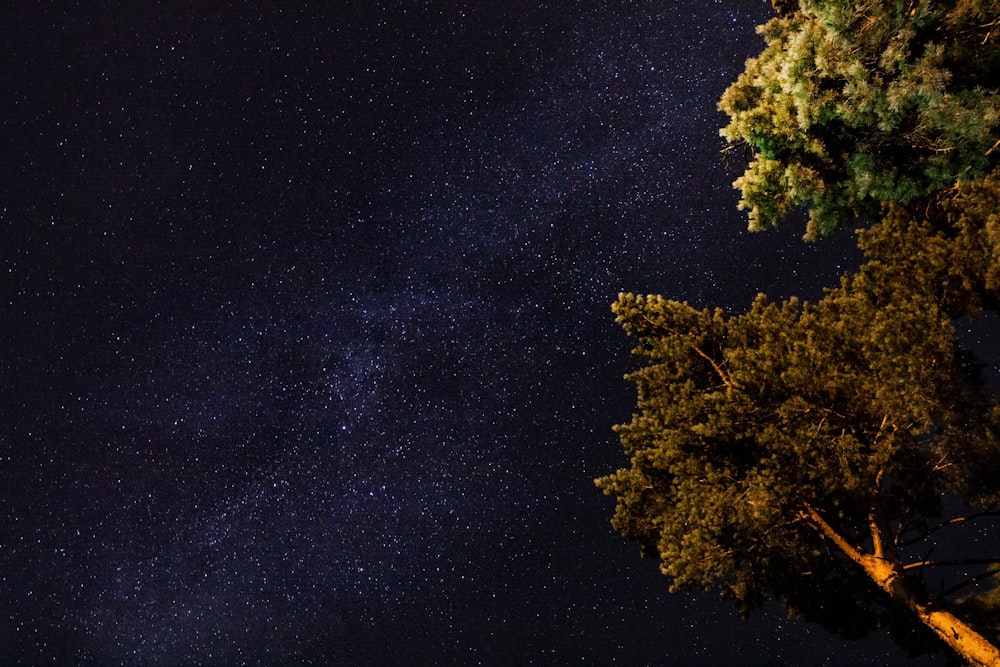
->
597;181;1000;662
598;274;1000;663
719;0;1000;237
598;5;1000;662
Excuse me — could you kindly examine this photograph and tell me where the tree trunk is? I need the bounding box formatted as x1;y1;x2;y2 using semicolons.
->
861;552;1000;667
803;505;1000;667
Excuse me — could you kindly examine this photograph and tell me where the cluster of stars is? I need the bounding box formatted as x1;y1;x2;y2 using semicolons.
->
2;2;936;665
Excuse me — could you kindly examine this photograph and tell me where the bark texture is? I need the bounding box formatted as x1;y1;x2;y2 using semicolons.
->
804;505;1000;667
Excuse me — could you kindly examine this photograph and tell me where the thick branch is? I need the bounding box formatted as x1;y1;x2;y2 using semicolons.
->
801;503;1000;666
799;504;868;568
869;469;899;563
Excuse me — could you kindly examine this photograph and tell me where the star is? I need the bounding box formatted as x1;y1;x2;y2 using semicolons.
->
1;2;940;665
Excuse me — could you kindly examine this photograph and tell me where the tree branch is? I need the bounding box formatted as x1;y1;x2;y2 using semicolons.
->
900;511;1000;547
799;503;867;567
689;344;732;389
938;567;1000;601
904;559;1000;571
801;503;1000;665
869;468;900;564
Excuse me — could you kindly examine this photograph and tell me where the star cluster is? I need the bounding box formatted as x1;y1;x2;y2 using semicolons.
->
3;3;939;665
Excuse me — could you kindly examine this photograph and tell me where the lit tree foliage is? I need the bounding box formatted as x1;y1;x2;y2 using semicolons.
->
596;182;1000;662
858;168;1000;316
719;0;1000;237
597;2;1000;661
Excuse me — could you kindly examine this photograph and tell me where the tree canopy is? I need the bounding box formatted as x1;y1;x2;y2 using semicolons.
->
598;2;1000;664
597;208;1000;659
719;0;1000;237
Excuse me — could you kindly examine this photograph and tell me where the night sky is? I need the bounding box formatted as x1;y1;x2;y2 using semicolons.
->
0;2;954;665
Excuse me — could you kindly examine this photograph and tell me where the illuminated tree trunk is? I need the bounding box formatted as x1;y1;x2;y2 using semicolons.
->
803;505;1000;667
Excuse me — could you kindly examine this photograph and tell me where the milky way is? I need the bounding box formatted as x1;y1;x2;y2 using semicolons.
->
2;3;942;665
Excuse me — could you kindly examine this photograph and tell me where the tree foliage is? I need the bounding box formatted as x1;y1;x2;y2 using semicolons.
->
857;169;1000;316
719;0;1000;237
597;3;1000;662
597;212;1000;660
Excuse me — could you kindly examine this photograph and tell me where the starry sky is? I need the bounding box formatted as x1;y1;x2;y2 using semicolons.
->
0;2;957;665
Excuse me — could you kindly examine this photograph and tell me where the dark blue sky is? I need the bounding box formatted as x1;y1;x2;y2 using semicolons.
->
2;3;951;665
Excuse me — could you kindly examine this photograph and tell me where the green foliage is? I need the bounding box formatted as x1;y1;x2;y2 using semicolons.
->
719;0;1000;236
